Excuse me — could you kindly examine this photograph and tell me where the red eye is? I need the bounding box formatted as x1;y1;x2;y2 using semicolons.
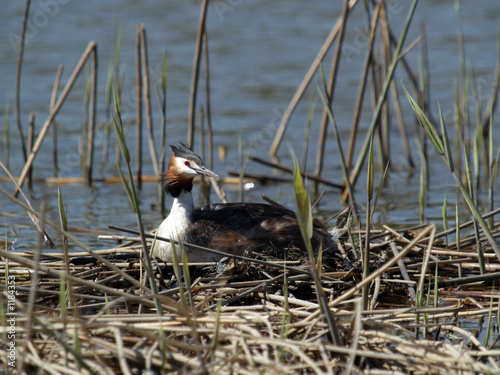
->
184;161;191;166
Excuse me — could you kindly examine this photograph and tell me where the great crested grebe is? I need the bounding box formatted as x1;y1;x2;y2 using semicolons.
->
152;143;337;262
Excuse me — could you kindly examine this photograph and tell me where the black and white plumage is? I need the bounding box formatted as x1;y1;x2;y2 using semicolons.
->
152;143;337;262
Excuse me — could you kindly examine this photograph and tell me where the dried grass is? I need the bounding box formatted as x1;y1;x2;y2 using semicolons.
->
1;220;499;374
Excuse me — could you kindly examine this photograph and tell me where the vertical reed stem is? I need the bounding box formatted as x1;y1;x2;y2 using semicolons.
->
314;0;350;183
139;24;159;177
342;0;420;201
269;0;359;157
14;0;31;163
27;113;35;187
135;26;143;188
346;3;380;170
188;0;209;148
50;65;64;177
4;101;10;169
85;47;97;185
203;30;213;171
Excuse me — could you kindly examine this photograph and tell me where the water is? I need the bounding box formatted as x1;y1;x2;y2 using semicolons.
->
1;0;499;251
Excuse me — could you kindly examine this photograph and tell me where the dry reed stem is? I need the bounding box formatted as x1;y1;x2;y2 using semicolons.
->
269;0;359;157
138;24;159;178
346;2;381;170
135;25;143;187
314;0;350;182
188;0;209;149
14;41;97;197
14;0;30;163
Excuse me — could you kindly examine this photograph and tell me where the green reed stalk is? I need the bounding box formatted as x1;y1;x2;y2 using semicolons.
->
344;0;420;201
464;141;486;274
105;25;122;163
404;87;500;262
57;184;73;308
135;25;143;188
291;151;342;346
362;134;374;311
112;89;163;315
346;2;380;170
442;193;449;245
317;67;355;206
238;133;250;202
279;266;290;362
210;292;223;351
415;135;427;222
300;101;315;171
489;151;500;229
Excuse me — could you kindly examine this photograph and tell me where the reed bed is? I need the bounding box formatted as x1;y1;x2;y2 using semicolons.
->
1;218;500;374
2;0;500;373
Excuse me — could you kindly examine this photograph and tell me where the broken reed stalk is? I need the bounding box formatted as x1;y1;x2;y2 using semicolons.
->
188;0;209;148
314;0;350;183
14;0;31;163
135;25;143;188
139;24;160;178
14;41;97;197
269;0;359;157
50;65;64;176
346;2;381;170
84;45;97;185
342;0;420;202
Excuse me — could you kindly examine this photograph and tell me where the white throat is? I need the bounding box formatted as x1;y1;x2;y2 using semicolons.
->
152;190;194;261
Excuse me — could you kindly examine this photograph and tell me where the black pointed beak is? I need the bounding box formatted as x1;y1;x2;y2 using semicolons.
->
194;166;219;179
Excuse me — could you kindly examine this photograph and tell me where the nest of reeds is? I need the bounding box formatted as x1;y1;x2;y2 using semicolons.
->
1;217;499;374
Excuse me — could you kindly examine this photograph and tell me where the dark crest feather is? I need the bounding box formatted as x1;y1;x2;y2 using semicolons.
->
170;142;204;166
